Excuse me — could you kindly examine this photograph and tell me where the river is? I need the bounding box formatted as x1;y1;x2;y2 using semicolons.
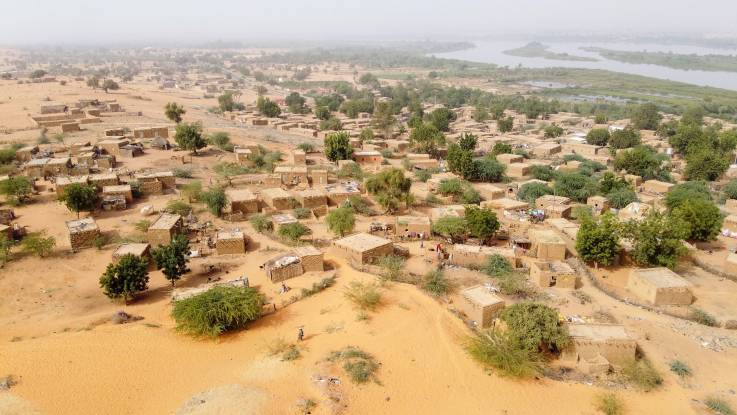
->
433;41;737;91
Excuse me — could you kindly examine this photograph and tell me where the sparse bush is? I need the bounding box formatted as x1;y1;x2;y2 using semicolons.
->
282;345;301;361
200;187;227;216
669;360;692;378
21;232;55;257
300;276;336;298
423;269;452;297
171;285;265;338
166;200;192;216
498;273;531;297
705;396;735;415
595;392;624;415
327;347;380;384
297;142;314;153
484;254;513;277
278;222;311;243
344;281;381;311
172;167;193;178
377;255;405;282
293;207;311;219
690;308;717;327
344;195;374;216
249;213;273;233
135;220;151;233
621;358;663;392
467;329;542;378
93;234;107;250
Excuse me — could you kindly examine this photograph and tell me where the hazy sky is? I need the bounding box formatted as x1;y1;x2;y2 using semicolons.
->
3;0;737;45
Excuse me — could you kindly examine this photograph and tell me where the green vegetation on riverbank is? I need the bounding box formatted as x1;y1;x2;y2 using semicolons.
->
582;47;737;73
504;42;597;62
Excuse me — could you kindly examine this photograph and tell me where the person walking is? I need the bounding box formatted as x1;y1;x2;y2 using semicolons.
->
297;327;304;342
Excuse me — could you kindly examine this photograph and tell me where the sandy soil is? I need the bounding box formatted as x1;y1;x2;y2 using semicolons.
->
1;72;736;415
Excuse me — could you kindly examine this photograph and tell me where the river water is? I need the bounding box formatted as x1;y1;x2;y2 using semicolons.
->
433;41;737;91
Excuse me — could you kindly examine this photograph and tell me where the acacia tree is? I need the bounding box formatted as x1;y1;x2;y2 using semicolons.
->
622;210;688;269
0;176;33;205
59;183;98;218
372;101;396;137
102;79;119;93
174;122;206;154
465;206;499;245
432;216;467;243
165;102;186;123
99;254;150;303
576;213;621;268
671;199;723;242
326;206;356;237
324;131;353;162
365;168;412;214
151;234;190;287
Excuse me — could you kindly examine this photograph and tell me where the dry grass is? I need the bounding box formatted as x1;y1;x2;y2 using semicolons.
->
344;281;382;311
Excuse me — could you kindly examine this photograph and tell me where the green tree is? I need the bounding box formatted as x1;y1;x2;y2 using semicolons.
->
0;176;33;205
576;212;621;267
491;142;512;157
324;131;353;162
607;188;638;209
497;117;514;133
409;123;445;156
102;79;119;93
320;116;343;131
685;150;730;181
164;102;186;123
256;96;281;117
473;106;490;122
200;187;227;216
723;179;737;200
471;158;506;182
30;69;47;79
207;132;232;151
171;285;264;338
586;128;610;146
432;216;467;243
665;181;711;210
285;92;308;114
278;222;311;242
631;103;662;130
151;234;190;287
326;206;356;237
609;128;641;149
359;127;375;142
544;125;564;138
671;199;723;241
372;101;396;136
99;254;149;302
428;107;455;132
458;132;478;151
365;168;412;213
315;106;331;120
86;76;100;90
500;302;570;353
465;206;500;245
59;183;99;218
218;91;244;112
529;165;556;181
174;122;207;154
553;173;597;203
446;144;475;180
517;182;554;205
622;210;689;269
681;105;705;126
613;145;666;180
21;232;56;258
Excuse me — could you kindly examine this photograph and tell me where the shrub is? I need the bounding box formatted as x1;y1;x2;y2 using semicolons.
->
607;188;637;209
300;276;336;298
134;220;151;232
327;347;380;384
530;165;556;181
484;254;512;277
297;142;314;153
690;308;717;327
517;182;554;205
171;285;265;338
21;232;55;257
172;167;193;178
723;180;737;200
278;222;311;243
467;329;542;378
325;206;355;236
669;360;692;378
498;273;531;297
292;207;311;219
621;358;663;392
337;162;364;180
377;255;405;282
200;187;227;216
208;132;233;151
0;233;14;267
166;200;192;216
344;281;381;311
344;195;374;216
595;392;624;415
249;213;272;233
422;269;452;297
705;397;735;415
500;302;569;353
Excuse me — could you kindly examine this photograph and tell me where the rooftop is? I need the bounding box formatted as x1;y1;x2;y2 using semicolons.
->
461;285;505;307
226;188;258;201
113;243;149;257
293;245;322;257
272;213;298;224
217;230;245;240
66;217;98;233
334;232;392;252
396;216;431;225
261;187;292;199
149;213;182;230
568;324;632;342
631;267;692;288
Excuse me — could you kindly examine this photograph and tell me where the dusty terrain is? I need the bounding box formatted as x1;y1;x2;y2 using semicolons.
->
0;73;736;415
